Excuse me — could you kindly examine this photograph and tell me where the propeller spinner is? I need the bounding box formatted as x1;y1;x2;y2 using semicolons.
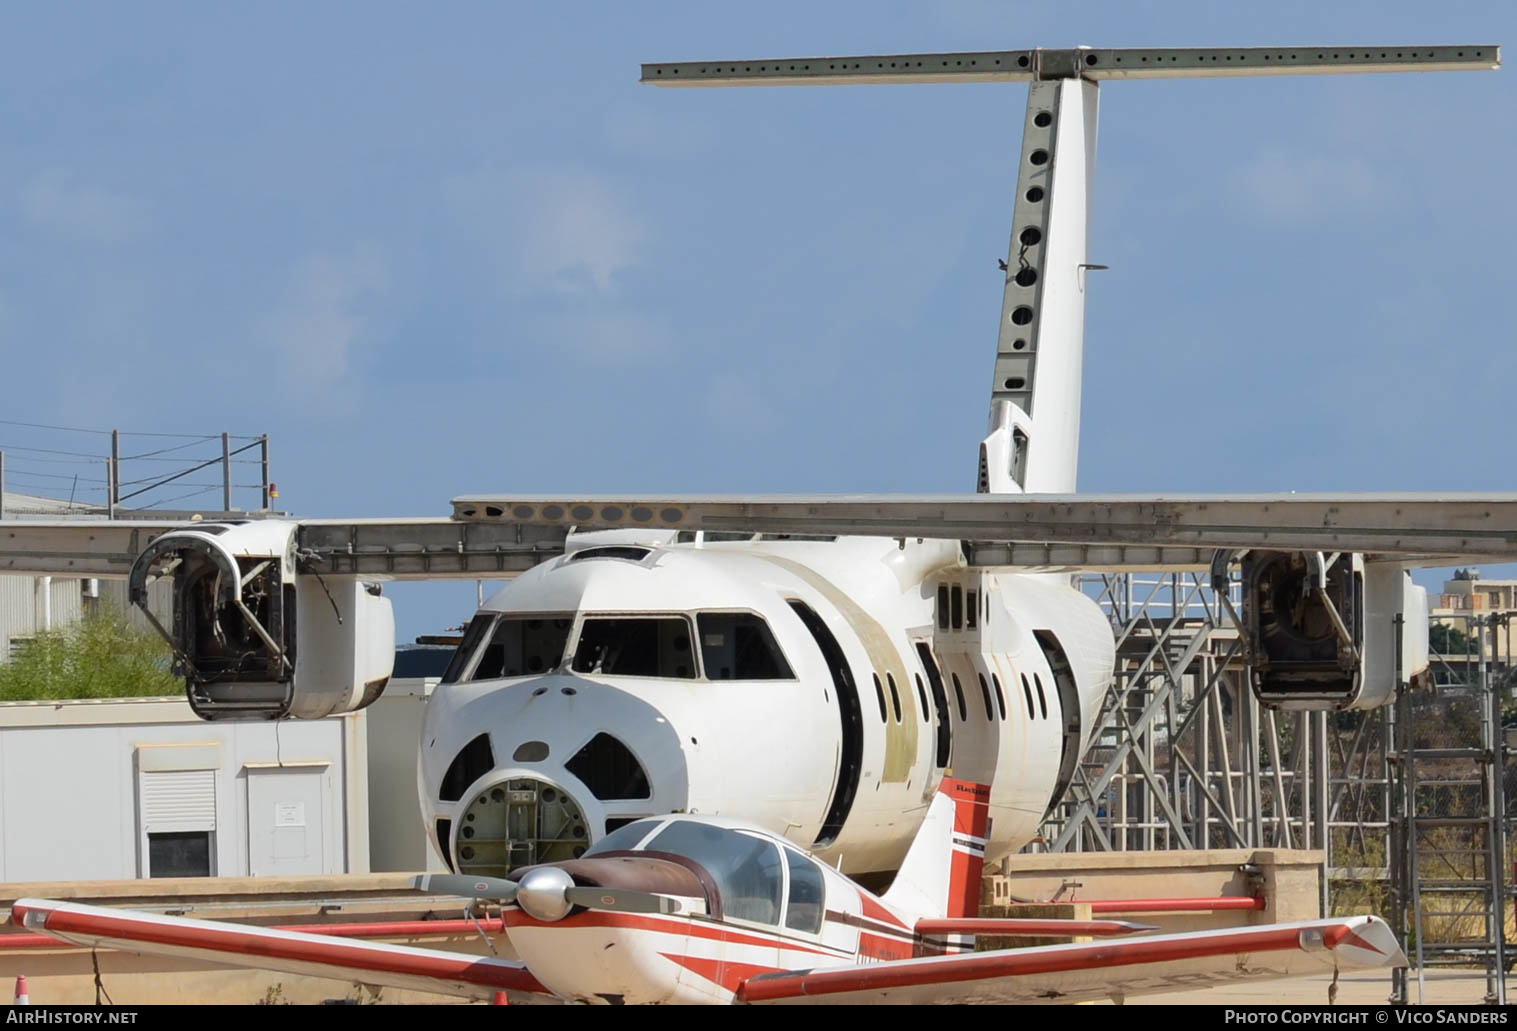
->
412;869;680;922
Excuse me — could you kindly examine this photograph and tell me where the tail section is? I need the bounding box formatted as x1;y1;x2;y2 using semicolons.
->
981;76;1098;495
882;778;990;920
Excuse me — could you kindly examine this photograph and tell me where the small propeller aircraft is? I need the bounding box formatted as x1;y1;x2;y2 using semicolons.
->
12;779;1403;1004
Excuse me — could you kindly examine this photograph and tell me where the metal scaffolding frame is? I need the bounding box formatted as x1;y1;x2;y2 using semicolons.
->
1041;573;1511;1002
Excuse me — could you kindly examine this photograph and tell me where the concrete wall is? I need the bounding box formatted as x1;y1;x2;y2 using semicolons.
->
987;848;1324;934
364;677;446;873
0;697;368;881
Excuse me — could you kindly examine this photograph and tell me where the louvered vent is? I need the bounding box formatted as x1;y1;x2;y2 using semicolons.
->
565;733;650;800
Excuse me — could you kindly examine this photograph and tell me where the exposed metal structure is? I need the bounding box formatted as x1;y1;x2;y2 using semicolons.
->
1038;577;1512;1003
1389;612;1510;1005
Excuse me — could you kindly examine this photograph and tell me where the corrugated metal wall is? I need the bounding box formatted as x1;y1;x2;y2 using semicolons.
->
0;576;173;659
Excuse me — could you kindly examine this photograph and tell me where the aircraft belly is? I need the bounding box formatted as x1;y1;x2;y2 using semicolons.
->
509;920;689;1005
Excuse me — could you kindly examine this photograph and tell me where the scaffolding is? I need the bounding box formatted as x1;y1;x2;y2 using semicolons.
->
1039;573;1510;1002
1389;612;1510;1005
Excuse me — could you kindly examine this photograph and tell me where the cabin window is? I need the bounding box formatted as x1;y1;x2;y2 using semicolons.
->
991;673;1007;720
950;586;964;630
1020;673;1036;718
913;674;930;721
1034;673;1049;719
936;585;950;630
572;617;696;678
885;673;903;722
441;615;495;684
976;672;995;721
871;674;888;722
966;591;978;630
784;849;825;934
647;822;783;925
697;613;794;680
950;672;968;723
470;616;574;680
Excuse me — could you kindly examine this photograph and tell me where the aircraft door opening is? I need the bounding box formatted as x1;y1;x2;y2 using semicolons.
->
1032;630;1082;815
914;641;952;769
787;600;862;848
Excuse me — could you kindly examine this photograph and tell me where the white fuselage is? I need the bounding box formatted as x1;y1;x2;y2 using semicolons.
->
419;533;1113;877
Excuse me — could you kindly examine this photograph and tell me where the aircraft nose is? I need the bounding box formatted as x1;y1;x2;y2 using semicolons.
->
424;673;690;876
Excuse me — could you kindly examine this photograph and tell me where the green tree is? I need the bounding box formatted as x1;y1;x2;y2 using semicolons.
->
0;605;180;701
1429;621;1470;657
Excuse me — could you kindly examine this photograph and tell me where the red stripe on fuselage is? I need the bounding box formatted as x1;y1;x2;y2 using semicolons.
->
660;953;784;993
503;908;842;959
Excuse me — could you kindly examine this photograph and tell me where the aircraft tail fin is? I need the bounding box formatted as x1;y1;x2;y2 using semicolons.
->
881;777;990;920
981;76;1098;495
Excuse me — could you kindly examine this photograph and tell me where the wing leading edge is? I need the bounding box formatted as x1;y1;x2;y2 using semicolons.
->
736;915;1405;1005
11;898;549;1002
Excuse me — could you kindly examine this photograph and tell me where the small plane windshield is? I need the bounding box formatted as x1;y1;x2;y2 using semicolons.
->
583;819;663;856
644;821;783;924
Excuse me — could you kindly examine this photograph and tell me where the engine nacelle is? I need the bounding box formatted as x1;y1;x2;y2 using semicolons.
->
129;520;394;720
1243;550;1428;710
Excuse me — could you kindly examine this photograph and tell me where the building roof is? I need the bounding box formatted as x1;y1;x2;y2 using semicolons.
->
0;490;105;518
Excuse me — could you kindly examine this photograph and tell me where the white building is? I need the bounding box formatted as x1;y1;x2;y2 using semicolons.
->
0;697;369;881
0;490;173;659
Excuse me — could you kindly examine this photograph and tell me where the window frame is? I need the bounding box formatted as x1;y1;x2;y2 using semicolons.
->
695;609;798;682
569;612;701;680
466;613;577;682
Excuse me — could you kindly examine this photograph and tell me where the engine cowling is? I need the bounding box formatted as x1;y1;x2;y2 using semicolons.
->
1243;550;1427;710
128;519;394;720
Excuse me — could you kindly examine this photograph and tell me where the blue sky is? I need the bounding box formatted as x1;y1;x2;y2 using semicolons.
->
2;2;1514;638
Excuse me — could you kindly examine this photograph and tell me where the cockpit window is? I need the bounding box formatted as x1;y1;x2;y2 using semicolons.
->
646;822;783;925
583;818;664;856
441;615;496;684
697;613;794;680
469;616;574;681
572;617;697;678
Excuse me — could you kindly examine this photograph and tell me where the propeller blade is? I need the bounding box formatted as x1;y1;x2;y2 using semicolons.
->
411;873;520;903
564;886;682;915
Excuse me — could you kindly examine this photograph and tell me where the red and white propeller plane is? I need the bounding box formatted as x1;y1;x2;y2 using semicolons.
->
13;779;1403;1004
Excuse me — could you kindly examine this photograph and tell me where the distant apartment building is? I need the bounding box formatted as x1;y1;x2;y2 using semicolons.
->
1431;568;1517;665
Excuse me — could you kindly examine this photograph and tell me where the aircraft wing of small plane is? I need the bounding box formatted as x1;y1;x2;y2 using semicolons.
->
735;915;1405;1005
9;899;551;1003
13;898;1402;1006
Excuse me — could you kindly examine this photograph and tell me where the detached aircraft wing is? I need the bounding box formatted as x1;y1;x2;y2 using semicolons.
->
6;492;1517;580
10;898;549;1003
736;915;1405;1005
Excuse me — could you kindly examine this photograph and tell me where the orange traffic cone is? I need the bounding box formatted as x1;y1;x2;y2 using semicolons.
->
13;974;28;1004
491;990;508;1006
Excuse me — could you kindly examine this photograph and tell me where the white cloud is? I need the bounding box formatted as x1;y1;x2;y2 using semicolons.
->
261;252;385;395
1231;150;1391;222
21;171;148;243
447;166;644;296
